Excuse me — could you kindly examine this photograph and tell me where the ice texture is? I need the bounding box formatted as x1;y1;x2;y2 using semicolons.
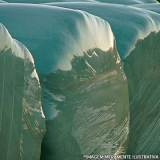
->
47;2;160;59
123;30;160;156
0;23;45;160
4;0;157;4
0;4;129;159
1;1;160;158
134;3;160;14
46;2;160;156
4;0;95;3
89;0;158;5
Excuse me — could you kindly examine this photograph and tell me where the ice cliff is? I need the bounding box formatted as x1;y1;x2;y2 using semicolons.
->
4;0;95;4
0;1;160;159
45;2;160;157
0;3;129;159
0;23;45;160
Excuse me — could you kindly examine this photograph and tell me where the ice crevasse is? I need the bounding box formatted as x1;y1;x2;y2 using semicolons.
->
0;3;129;160
0;23;45;160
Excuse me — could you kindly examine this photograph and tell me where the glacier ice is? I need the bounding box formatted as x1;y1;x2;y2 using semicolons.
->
88;0;158;5
4;0;158;4
0;23;45;160
46;2;160;59
4;0;95;4
123;30;160;156
46;2;160;156
134;3;160;14
1;1;160;159
0;3;129;159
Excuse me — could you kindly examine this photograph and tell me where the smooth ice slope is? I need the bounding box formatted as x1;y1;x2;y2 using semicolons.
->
0;23;45;160
4;0;158;3
4;0;94;4
123;28;160;156
134;3;160;14
48;2;160;156
47;2;160;59
0;4;129;159
90;0;158;5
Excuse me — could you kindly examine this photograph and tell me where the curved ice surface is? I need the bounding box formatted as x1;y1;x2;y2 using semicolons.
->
46;2;160;59
4;0;95;3
48;2;160;156
4;0;158;3
0;4;114;73
0;23;45;160
124;29;160;156
0;4;129;159
134;3;160;14
90;0;158;5
138;0;158;3
0;0;6;3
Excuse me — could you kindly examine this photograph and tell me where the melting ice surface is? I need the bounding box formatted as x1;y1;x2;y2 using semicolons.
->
0;23;45;160
46;2;160;156
0;3;129;159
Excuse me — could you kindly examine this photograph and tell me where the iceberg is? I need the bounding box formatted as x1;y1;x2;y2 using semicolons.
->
0;23;45;160
0;4;129;159
46;2;160;156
